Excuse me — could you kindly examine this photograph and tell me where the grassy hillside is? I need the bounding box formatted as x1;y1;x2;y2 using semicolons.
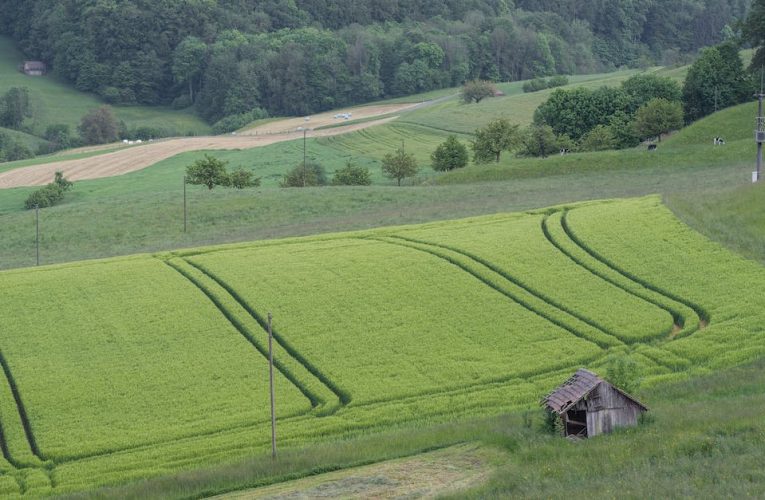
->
0;36;210;137
0;196;763;496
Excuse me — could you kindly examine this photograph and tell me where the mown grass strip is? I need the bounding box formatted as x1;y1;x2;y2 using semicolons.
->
0;350;44;465
384;234;628;347
561;210;710;325
374;236;620;349
165;258;342;413
180;258;351;407
542;211;699;341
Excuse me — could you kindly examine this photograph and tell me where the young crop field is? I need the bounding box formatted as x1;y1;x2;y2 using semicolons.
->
0;196;763;496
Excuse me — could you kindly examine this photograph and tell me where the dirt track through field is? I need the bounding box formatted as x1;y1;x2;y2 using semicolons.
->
0;106;411;189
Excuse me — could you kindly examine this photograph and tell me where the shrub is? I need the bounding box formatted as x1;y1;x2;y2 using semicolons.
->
24;171;73;209
547;75;569;88
281;161;327;187
332;161;372;186
431;135;469;171
186;155;231;190
2;141;34;161
212;108;269;134
606;355;642;395
228;168;260;189
522;78;548;93
579;125;617;152
126;126;168;141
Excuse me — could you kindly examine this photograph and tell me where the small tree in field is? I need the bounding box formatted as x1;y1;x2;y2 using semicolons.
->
332;160;372;186
472;118;521;163
381;147;418;186
461;80;497;104
186;154;230;189
632;98;684;141
79;106;118;145
228;168;260;189
280;161;327;187
431;135;468;171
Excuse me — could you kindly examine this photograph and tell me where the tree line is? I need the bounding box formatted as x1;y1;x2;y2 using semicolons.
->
0;0;748;128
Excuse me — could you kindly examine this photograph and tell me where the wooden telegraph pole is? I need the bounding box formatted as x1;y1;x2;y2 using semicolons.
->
183;175;188;232
267;312;277;458
35;204;40;266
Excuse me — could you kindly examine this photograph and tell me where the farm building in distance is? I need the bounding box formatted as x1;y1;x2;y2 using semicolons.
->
542;369;648;438
20;60;46;76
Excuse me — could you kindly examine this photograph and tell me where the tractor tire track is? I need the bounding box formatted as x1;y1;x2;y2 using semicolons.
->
542;211;696;339
560;210;710;328
373;236;621;349
180;258;351;406
165;258;343;411
383;234;631;347
0;350;44;464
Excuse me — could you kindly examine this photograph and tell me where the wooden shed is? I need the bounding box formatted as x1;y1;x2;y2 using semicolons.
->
541;369;648;438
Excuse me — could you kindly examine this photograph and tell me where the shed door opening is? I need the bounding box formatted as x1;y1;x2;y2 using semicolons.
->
565;409;588;437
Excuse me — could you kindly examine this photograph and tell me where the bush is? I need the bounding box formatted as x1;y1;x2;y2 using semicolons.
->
186;155;231;190
126;126;168;141
2;141;34;161
606;355;642;395
212;108;269;134
24;171;73;209
547;75;569;88
228;168;261;189
522;78;548;93
332;161;372;186
171;95;193;110
280;161;327;187
579;125;617;152
101;86;122;104
431;135;469;171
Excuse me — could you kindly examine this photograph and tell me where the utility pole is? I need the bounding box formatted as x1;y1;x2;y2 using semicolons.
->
303;128;307;187
183;175;188;233
267;312;277;459
35;204;39;266
756;69;764;183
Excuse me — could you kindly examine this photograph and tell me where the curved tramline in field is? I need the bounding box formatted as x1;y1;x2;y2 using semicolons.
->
0;196;763;495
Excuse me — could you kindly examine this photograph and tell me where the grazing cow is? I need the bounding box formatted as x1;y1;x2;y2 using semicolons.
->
647;144;657;151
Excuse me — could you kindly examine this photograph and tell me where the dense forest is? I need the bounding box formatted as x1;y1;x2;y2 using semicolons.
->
0;0;751;125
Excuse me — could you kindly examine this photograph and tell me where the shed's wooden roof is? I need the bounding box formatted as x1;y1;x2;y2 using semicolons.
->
541;368;648;415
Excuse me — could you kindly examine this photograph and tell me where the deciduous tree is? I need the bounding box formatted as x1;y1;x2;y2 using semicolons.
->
632;98;683;141
431;135;469;171
471;118;521;163
381;147;418;185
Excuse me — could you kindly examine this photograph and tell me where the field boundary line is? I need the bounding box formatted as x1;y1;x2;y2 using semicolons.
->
164;258;338;411
180;259;351;406
542;212;692;341
561;210;710;328
373;236;620;349
381;235;626;347
0;350;44;463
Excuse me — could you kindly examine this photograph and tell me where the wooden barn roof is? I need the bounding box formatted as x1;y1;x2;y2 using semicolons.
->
541;368;648;415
